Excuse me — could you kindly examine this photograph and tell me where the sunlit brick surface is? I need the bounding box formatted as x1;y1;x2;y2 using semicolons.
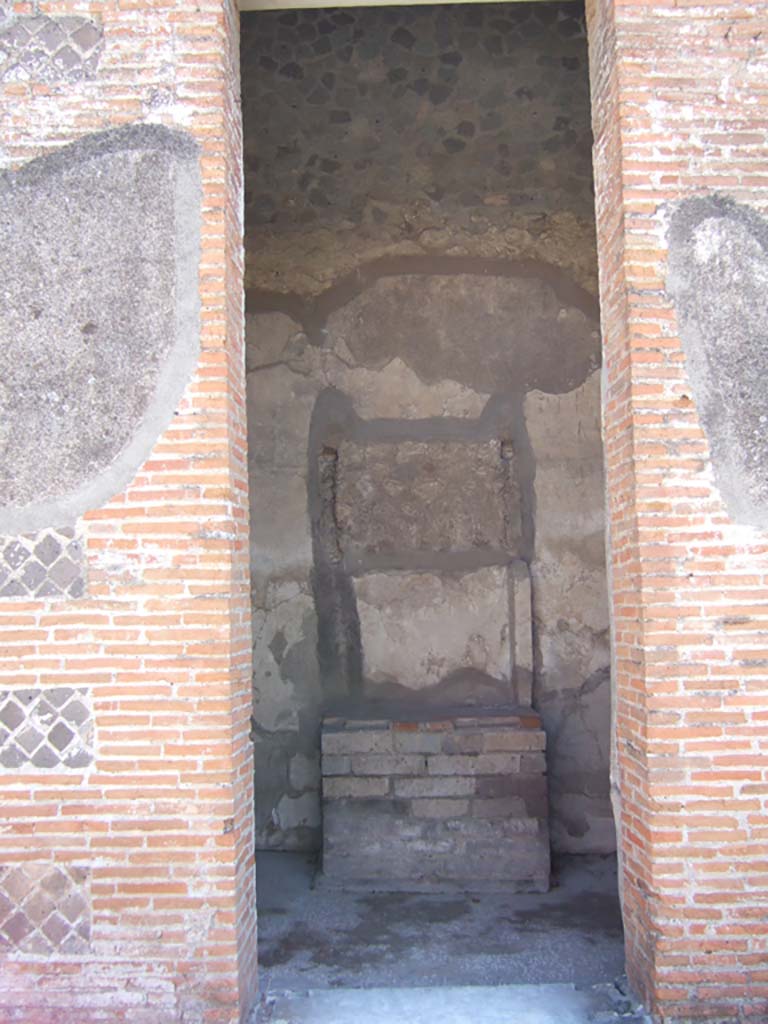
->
0;1;255;1022
586;1;768;1021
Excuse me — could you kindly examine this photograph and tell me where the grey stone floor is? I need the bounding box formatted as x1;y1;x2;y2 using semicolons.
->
252;852;651;1023
256;983;647;1024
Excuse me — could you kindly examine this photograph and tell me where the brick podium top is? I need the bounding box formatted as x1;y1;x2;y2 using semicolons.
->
323;702;542;730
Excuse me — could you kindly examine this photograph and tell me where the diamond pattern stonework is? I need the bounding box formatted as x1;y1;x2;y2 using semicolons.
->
0;527;86;600
0;863;91;956
0;15;103;84
0;688;94;772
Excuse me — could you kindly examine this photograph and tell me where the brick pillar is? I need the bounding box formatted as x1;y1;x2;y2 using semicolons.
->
586;1;768;1021
0;2;256;1022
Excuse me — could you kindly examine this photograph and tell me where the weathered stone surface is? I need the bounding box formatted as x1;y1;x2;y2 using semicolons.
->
667;195;768;530
288;753;319;792
354;567;512;691
327;274;599;396
509;560;533;706
323;800;549;892
252;583;319;733
0;125;201;533
336;440;517;559
524;371;603;458
275;793;320;832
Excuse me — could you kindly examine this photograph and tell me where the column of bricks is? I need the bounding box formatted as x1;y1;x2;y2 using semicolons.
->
586;1;768;1021
0;2;256;1022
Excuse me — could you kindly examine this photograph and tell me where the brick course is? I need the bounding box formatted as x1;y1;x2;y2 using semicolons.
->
586;1;768;1021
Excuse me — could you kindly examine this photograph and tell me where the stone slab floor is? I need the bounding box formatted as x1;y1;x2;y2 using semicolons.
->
252;852;650;1023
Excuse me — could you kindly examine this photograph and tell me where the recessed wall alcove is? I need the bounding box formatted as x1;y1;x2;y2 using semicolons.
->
242;0;620;995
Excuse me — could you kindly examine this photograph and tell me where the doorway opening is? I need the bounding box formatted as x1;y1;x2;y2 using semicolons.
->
241;0;623;1014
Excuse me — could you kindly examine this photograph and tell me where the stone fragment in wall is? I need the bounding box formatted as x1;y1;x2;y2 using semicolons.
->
325;356;488;420
353;566;512;692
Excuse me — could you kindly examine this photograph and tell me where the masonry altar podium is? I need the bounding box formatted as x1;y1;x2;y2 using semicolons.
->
321;704;550;892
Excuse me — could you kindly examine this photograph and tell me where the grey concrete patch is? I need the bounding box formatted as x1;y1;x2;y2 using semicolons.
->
0;15;103;84
0;125;201;533
667;194;768;530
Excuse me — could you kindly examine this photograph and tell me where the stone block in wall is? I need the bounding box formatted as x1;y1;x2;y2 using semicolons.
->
321;712;549;892
336;439;520;561
0;862;90;955
0;15;103;84
0;688;93;771
353;565;515;693
0;527;85;600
